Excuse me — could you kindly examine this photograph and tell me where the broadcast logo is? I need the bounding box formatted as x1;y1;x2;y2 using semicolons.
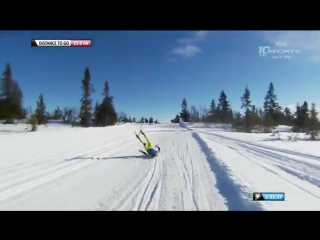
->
258;42;300;59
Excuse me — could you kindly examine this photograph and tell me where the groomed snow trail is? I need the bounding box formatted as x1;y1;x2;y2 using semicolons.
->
189;125;320;210
0;123;229;210
4;122;316;210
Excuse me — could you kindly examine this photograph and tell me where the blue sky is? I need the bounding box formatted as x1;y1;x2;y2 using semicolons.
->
1;30;320;123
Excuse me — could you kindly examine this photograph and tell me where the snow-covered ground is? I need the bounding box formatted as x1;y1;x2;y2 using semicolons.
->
0;122;320;210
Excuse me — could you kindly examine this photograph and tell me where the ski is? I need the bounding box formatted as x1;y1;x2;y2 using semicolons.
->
139;150;148;155
139;150;157;158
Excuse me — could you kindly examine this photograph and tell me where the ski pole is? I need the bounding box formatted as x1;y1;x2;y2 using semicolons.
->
139;121;143;132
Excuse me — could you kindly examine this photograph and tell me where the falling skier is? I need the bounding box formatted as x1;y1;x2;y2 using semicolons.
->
135;130;160;157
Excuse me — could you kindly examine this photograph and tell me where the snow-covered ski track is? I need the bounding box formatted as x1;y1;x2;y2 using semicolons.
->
5;123;309;210
97;129;227;211
197;132;320;210
0;137;137;208
99;156;163;211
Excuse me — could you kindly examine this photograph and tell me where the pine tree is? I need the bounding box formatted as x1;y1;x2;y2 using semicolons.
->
0;63;24;121
307;103;319;140
232;111;243;130
263;82;280;128
93;102;100;126
35;93;47;125
293;101;310;132
180;98;190;122
300;101;310;131
11;80;24;119
215;102;221;121
174;114;180;123
240;85;252;132
283;107;294;126
53;107;62;120
122;116;128;123
149;117;153;124
250;105;260;127
276;110;285;125
293;103;301;132
171;114;180;123
217;90;231;123
79;67;94;127
208;99;216;123
98;81;117;126
258;108;264;122
1;63;13;105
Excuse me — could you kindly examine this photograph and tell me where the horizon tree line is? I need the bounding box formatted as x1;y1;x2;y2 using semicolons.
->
0;63;159;130
172;82;320;140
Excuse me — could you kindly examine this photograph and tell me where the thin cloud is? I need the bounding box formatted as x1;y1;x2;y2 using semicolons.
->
177;30;208;45
165;57;176;63
172;45;202;57
307;55;320;63
262;31;320;63
167;31;209;61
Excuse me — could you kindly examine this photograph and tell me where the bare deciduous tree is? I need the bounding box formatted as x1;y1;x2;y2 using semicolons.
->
117;111;127;122
199;105;208;122
63;107;78;123
190;105;200;122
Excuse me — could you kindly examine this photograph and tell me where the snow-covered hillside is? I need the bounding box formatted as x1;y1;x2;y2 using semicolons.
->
0;122;320;210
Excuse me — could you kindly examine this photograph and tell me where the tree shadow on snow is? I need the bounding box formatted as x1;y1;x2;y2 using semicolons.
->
0;129;28;133
189;126;227;131
147;130;187;133
179;122;264;211
260;137;320;142
65;155;150;161
100;155;150;160
191;132;264;211
259;138;284;142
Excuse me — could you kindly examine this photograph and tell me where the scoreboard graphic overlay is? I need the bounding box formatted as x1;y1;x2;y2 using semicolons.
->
253;192;285;201
31;39;92;47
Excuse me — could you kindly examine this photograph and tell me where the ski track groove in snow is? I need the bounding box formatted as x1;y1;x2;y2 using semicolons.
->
165;130;218;210
206;134;320;188
0;135;134;175
219;135;320;168
138;156;163;210
96;148;163;211
99;127;226;211
0;139;137;203
0;136;135;185
97;167;149;210
184;133;211;210
107;157;162;211
203;134;320;201
181;123;263;210
198;131;320;161
175;134;198;210
168;145;188;209
1;123;280;210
